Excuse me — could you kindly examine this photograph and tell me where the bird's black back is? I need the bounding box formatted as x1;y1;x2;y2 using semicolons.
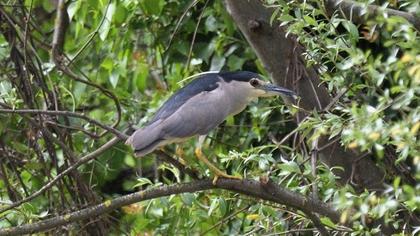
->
148;71;259;124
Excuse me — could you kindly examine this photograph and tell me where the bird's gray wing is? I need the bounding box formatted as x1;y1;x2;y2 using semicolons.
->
126;89;229;156
127;73;224;156
148;73;221;124
125;119;166;156
160;89;230;139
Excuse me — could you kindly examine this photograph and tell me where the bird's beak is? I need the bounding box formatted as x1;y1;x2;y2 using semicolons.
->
261;83;297;99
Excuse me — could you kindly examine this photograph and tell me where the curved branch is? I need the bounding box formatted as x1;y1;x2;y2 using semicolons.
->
324;0;420;32
0;178;342;236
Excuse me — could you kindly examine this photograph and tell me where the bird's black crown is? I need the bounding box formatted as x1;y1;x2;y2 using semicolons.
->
219;71;261;82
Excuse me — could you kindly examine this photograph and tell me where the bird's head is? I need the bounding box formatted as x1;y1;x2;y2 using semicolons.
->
220;71;297;100
247;77;297;99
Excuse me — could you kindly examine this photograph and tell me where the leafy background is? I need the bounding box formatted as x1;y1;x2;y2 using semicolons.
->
0;0;419;235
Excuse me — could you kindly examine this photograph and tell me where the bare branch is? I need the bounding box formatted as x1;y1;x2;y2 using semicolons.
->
51;0;68;61
0;108;128;140
324;0;420;32
0;178;343;236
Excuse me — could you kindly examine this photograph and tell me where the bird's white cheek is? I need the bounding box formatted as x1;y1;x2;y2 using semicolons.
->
252;89;269;97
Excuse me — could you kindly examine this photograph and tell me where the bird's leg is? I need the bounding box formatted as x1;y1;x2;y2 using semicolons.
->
175;145;186;165
195;136;241;185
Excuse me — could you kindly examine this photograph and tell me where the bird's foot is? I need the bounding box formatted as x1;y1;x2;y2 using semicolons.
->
175;145;184;157
212;172;242;185
194;147;242;185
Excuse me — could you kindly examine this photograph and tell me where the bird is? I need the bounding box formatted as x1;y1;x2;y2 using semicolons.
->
126;71;296;183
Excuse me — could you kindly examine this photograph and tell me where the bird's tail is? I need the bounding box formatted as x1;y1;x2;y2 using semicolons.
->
125;123;164;157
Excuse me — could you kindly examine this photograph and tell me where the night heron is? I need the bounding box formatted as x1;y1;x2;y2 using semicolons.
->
126;71;296;182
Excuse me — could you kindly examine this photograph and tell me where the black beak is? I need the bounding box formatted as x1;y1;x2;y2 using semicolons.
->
263;84;298;99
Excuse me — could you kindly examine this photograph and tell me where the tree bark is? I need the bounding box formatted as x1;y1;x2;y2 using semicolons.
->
224;0;385;191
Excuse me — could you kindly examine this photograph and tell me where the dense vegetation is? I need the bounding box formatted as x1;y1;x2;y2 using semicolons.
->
0;0;418;235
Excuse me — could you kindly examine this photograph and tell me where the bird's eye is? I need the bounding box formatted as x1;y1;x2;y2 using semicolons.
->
250;79;259;87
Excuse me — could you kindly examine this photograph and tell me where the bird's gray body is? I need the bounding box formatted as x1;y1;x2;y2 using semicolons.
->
126;71;295;157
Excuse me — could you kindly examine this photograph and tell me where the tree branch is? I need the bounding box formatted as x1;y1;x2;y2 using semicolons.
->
324;0;420;32
0;178;342;236
51;0;68;61
0;108;127;140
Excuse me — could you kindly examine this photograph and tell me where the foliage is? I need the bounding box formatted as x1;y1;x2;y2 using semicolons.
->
0;0;418;235
271;0;420;233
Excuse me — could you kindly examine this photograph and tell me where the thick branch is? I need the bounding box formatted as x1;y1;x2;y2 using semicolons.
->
325;0;420;32
51;0;68;60
224;0;385;191
0;178;342;236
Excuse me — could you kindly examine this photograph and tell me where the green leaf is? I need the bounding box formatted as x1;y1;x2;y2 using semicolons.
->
278;161;300;174
136;63;149;91
210;54;225;71
303;15;317;26
181;193;195;206
124;155;136;167
205;15;218;32
208;198;219;216
227;55;246;71
140;0;165;16
109;71;119;88
320;217;336;228
336;57;354;70
114;4;127;25
99;2;116;41
133;177;153;188
342;21;359;43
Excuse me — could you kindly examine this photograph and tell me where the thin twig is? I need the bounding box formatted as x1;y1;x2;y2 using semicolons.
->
44;120;100;139
324;0;420;32
185;0;210;73
200;205;250;236
0;108;127;140
0;137;122;214
50;0;122;137
68;0;112;65
310;138;319;200
22;0;33;74
165;0;200;52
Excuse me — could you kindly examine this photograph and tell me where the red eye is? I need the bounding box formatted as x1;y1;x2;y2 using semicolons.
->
250;79;259;87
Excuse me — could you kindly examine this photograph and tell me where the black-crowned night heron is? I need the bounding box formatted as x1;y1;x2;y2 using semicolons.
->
126;71;296;182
